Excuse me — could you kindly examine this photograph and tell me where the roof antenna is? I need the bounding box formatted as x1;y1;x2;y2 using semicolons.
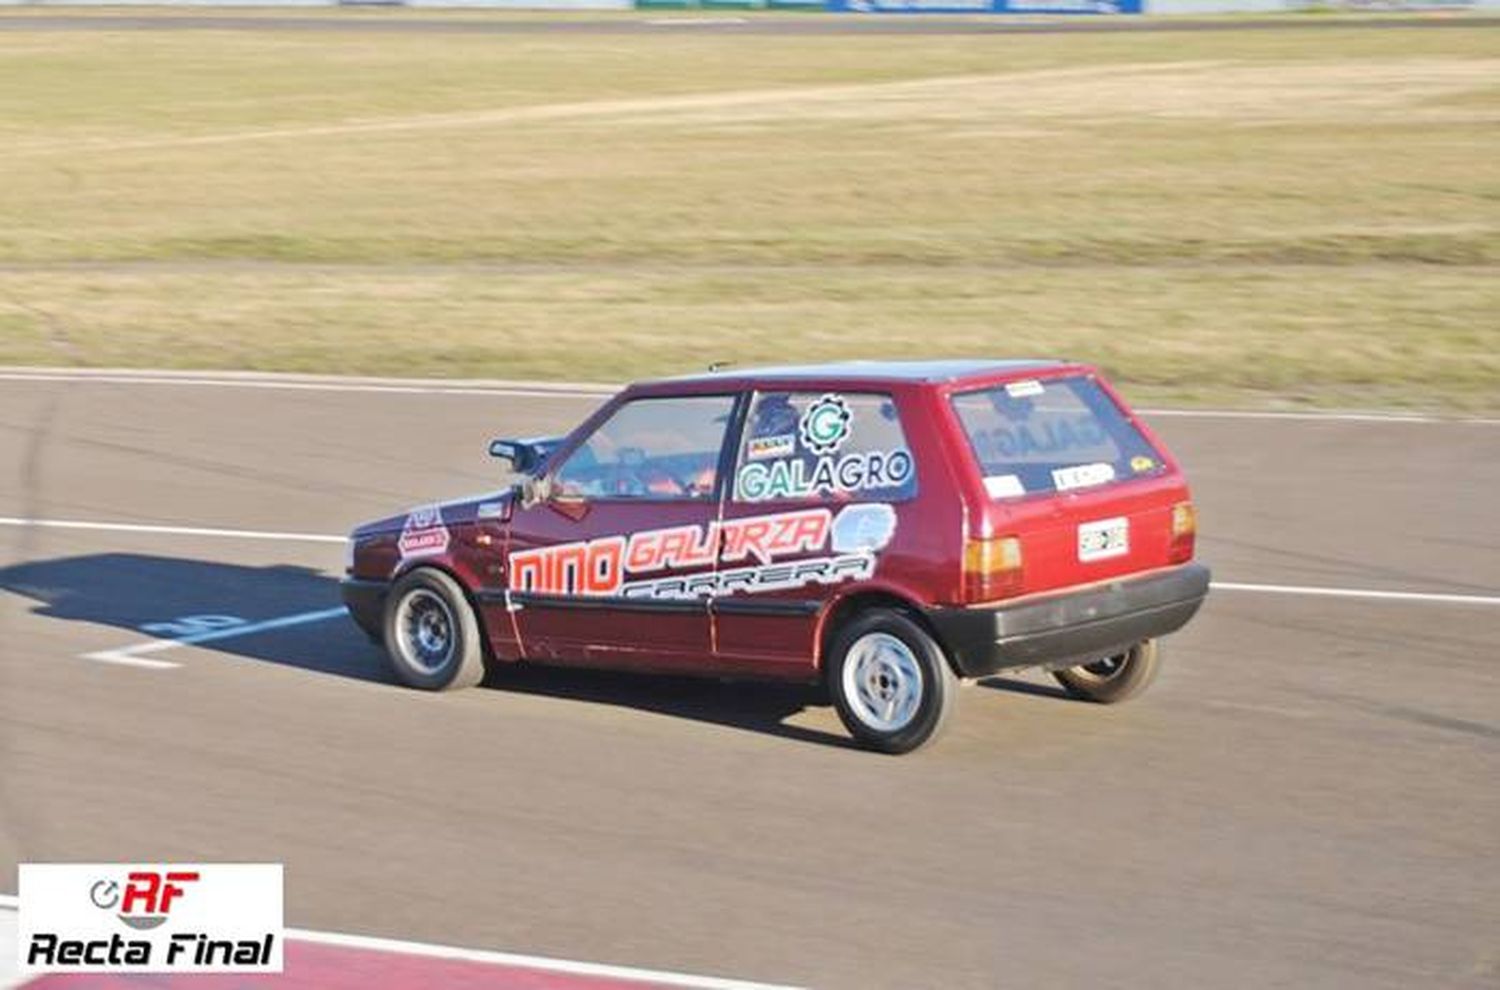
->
707;361;733;373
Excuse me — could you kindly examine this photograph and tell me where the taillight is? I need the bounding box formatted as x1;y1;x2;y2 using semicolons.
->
964;536;1024;603
1169;501;1197;563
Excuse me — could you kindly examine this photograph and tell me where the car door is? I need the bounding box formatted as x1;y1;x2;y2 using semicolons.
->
506;392;741;670
713;389;918;677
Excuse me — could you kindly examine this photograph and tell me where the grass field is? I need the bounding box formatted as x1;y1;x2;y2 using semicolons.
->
1;13;1497;409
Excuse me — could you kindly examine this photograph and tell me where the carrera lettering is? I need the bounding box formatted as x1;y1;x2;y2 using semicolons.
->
621;553;877;601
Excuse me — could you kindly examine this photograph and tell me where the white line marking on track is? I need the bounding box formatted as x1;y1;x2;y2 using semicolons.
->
1209;581;1500;607
0;516;346;544
283;926;799;990
643;17;751;25
0;373;610;401
1;367;1495;424
1136;408;1452;424
80;607;348;670
7;516;1500;609
0;895;797;990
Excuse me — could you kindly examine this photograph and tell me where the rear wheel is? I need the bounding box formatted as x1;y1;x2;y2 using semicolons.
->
383;568;486;691
827;609;957;754
1052;639;1160;704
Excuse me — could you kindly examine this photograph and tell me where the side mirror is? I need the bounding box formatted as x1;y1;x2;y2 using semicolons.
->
489;439;526;473
489;435;563;476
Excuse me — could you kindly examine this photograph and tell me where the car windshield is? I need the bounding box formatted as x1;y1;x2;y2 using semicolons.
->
950;375;1164;499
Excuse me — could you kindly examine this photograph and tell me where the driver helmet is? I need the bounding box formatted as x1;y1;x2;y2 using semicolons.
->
751;394;799;438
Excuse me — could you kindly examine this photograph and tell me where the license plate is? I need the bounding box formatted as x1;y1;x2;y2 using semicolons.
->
1078;516;1129;562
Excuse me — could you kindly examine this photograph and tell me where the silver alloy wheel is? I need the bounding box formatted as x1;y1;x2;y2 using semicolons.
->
842;631;924;733
395;588;456;675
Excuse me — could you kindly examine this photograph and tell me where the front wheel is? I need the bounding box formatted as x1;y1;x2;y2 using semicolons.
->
827;609;958;755
1052;639;1160;704
383;568;486;691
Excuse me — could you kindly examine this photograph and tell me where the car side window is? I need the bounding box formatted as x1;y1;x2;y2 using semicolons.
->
553;395;737;500
732;391;916;503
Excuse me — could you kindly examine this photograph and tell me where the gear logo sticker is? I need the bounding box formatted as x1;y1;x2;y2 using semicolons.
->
799;394;853;455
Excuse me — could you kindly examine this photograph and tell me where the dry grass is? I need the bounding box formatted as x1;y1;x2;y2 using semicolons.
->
0;16;1496;408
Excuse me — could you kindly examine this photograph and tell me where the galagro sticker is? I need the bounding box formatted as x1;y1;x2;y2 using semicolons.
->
737;449;913;502
737;394;914;502
398;504;450;558
747;434;797;460
1052;462;1116;492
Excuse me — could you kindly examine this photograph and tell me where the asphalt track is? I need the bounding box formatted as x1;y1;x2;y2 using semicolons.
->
1;371;1497;988
1;11;1498;34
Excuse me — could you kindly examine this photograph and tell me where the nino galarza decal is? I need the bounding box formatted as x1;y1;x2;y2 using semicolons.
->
509;504;898;602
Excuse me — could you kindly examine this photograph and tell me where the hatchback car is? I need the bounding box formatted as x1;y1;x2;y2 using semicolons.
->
343;360;1209;753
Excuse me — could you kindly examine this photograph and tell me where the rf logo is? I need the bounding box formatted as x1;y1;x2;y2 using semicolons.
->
96;871;199;930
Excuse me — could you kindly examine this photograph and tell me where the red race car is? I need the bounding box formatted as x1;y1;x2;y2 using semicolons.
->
343;360;1209;753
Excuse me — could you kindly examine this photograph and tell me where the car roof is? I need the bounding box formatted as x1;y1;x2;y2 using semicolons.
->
640;359;1070;390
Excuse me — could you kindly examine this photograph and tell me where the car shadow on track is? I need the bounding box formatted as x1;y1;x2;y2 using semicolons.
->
0;551;390;681
974;676;1072;701
485;664;852;749
0;552;854;748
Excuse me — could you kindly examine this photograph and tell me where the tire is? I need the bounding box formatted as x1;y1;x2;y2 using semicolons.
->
1052;639;1160;704
827;608;958;755
382;568;486;691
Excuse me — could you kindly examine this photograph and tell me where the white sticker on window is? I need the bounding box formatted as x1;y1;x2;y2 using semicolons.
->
1052;462;1115;491
1005;379;1045;398
983;474;1026;499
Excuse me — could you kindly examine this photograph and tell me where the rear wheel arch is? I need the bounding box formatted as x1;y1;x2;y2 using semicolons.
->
817;588;952;675
824;606;959;754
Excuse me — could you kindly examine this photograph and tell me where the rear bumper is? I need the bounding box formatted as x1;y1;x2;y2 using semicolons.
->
341;577;388;642
924;563;1211;678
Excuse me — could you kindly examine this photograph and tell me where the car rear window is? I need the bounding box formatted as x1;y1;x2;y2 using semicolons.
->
950;376;1164;499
